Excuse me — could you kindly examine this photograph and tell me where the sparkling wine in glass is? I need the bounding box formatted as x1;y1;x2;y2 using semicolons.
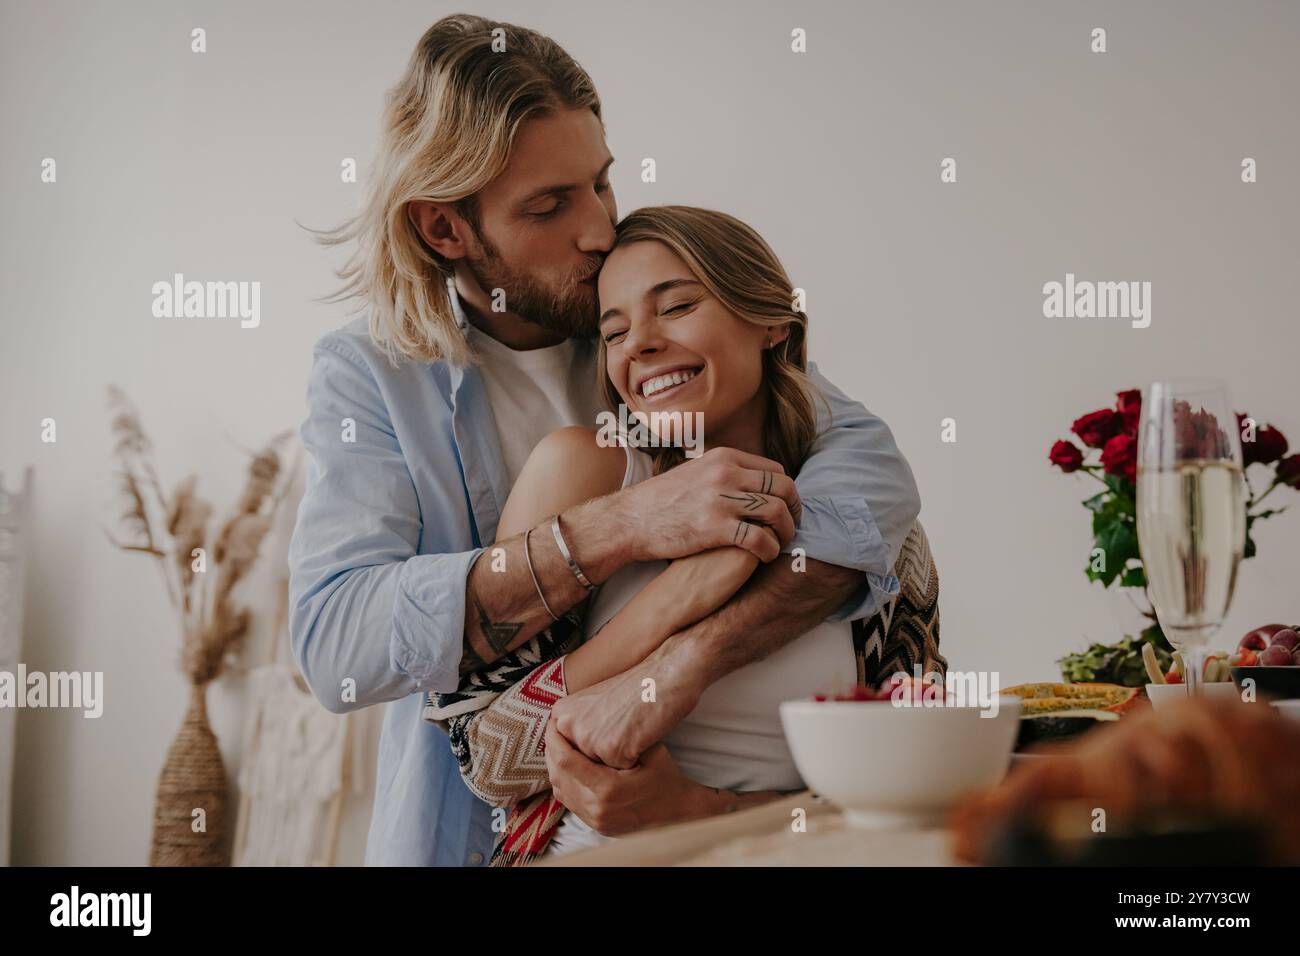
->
1136;381;1246;698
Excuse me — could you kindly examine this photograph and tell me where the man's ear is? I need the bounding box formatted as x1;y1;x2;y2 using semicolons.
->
407;201;470;260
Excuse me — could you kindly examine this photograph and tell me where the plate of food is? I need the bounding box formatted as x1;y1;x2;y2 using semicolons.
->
1001;681;1142;750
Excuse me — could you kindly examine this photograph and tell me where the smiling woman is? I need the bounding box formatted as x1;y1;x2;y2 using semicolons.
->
597;206;827;478
424;205;870;864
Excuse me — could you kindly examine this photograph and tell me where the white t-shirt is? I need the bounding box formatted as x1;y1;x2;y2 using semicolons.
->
465;325;601;489
547;446;858;857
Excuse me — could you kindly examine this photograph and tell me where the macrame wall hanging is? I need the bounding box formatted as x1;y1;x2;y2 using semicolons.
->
231;569;365;865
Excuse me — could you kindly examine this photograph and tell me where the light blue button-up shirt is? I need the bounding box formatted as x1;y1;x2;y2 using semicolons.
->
287;285;920;866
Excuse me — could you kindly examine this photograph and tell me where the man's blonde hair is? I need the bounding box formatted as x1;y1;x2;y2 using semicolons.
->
317;14;602;367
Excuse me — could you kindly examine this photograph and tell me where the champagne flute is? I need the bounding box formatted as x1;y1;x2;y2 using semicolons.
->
1136;381;1246;698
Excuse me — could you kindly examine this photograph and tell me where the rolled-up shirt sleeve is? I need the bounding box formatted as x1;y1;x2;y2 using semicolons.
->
787;362;922;623
287;339;480;713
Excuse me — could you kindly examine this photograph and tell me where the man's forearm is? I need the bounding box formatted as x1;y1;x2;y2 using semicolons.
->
459;492;639;678
655;557;862;692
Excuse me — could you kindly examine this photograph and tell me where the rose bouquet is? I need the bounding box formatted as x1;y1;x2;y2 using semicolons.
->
1048;388;1298;685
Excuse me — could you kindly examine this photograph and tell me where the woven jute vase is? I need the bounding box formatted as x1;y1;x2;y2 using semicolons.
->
149;682;231;866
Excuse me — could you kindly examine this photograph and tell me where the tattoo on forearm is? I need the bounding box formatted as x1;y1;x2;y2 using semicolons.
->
473;596;523;656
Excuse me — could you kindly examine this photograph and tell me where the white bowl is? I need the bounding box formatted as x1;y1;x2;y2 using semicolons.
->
1145;682;1185;710
1145;681;1242;711
778;696;1021;829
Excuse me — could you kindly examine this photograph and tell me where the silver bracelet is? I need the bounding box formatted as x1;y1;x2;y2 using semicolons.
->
551;515;596;593
523;526;559;621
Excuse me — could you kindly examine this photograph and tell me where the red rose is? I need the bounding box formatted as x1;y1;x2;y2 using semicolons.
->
1100;433;1137;483
1237;416;1289;466
1049;440;1084;473
1116;389;1142;432
1072;409;1124;449
1277;455;1300;489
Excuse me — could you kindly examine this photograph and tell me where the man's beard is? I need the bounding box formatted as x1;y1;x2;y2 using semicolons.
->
462;231;600;340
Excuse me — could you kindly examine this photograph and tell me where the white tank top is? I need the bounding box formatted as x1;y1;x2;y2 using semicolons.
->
547;446;857;856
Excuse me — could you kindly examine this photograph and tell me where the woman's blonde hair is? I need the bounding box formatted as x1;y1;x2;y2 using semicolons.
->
314;14;602;368
600;206;829;478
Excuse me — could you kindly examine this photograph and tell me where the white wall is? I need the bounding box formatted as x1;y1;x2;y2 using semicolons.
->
2;0;1297;864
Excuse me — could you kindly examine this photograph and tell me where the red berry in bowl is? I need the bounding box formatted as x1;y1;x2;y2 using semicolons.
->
1269;628;1300;652
1259;645;1294;667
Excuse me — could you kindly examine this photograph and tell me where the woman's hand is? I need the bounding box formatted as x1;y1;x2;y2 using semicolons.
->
544;719;781;836
545;720;701;835
550;642;703;769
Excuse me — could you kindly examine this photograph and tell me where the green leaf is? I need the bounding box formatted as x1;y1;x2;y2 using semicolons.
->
1057;634;1171;687
1093;521;1139;587
1103;472;1137;505
1120;566;1147;588
1090;494;1129;537
1082;491;1108;513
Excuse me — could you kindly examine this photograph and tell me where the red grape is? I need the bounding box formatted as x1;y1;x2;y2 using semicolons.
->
1269;629;1300;651
1259;646;1294;667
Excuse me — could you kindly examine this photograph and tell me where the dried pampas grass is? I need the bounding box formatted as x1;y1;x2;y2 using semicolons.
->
104;386;300;686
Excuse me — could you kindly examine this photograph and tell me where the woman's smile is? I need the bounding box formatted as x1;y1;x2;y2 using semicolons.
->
635;365;705;404
598;234;784;458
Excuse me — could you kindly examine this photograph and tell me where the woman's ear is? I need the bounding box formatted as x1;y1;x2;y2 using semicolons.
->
407;201;469;260
766;322;793;348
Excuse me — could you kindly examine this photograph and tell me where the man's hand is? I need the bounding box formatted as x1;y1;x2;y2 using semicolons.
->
615;447;802;565
550;648;700;769
544;721;704;836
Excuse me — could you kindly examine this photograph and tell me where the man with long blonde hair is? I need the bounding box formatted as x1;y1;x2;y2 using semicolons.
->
288;14;920;866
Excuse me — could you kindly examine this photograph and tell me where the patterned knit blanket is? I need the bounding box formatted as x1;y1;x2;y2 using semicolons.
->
422;605;585;784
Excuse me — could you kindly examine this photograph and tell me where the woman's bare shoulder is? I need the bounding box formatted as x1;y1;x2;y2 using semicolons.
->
498;427;629;536
527;427;628;495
